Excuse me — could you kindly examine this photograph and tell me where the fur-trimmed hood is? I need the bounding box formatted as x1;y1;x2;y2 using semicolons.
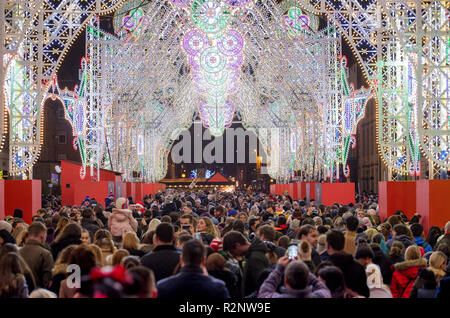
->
394;258;427;272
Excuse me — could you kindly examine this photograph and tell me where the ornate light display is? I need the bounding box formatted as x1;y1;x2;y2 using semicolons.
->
1;0;448;183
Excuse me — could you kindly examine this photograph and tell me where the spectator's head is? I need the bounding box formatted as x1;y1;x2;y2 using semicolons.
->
29;288;57;298
206;252;227;271
429;251;448;271
326;230;345;254
161;216;171;224
392;224;409;238
317;265;345;296
248;217;260;232
180;214;196;235
404;245;421;261
177;233;193;249
68;244;97;275
181;239;206;267
82;208;95;220
55;223;81;243
284;260;310;290
345;215;359;232
257;224;276;242
122;232;140;251
122;255;141;270
154;223;174;246
297;224;319;249
112;249;130;266
278;235;290;249
13;209;23;219
81;229;91;244
222;231;250;257
27;222;47;243
355;244;374;268
410;223;424;238
127;266;157;298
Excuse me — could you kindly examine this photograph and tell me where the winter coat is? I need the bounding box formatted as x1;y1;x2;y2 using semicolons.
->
409;269;437;298
343;231;356;256
156;265;230;298
220;251;244;298
243;237;270;296
328;252;370;298
311;248;322;268
50;236;82;260
208;269;240;298
258;264;331;298
373;248;393;285
19;239;54;289
391;258;427;298
141;245;181;282
107;208;138;237
386;235;414;253
414;237;432;253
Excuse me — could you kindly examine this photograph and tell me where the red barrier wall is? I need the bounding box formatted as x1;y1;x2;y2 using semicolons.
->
125;182;136;201
321;183;356;206
379;181;416;222
416;180;450;231
306;182;318;201
73;181;109;207
61;160;118;206
0;179;5;220
5;180;41;224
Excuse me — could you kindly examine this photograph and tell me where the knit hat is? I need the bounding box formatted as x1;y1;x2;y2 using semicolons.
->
227;209;238;217
115;197;128;210
13;209;23;219
135;201;145;213
0;221;12;233
210;238;223;252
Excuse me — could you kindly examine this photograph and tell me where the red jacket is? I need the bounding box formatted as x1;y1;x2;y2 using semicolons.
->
390;258;427;298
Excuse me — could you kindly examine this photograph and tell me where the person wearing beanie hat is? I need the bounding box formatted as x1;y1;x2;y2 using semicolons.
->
210;238;223;252
13;209;23;219
0;221;12;233
227;209;238;217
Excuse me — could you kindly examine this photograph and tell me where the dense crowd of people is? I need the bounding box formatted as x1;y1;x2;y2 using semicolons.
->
0;189;449;298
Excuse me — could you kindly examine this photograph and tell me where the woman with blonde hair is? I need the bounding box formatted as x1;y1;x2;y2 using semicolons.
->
111;249;130;266
427;251;447;285
197;217;220;245
390;245;426;298
121;232;145;257
29;288;57;298
54;217;70;239
94;229;116;265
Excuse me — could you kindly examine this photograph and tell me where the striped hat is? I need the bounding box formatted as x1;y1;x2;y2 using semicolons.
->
210;238;223;252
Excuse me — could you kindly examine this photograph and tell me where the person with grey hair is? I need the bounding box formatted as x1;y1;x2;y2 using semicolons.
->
0;221;12;234
435;221;450;251
258;256;330;298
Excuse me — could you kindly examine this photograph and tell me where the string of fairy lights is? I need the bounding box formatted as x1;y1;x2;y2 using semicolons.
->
0;0;448;182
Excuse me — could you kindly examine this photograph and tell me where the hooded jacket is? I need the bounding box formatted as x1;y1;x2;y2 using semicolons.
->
108;198;138;237
258;264;331;298
243;237;269;296
414;237;432;253
328;252;370;298
386;235;414;253
391;258;427;298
